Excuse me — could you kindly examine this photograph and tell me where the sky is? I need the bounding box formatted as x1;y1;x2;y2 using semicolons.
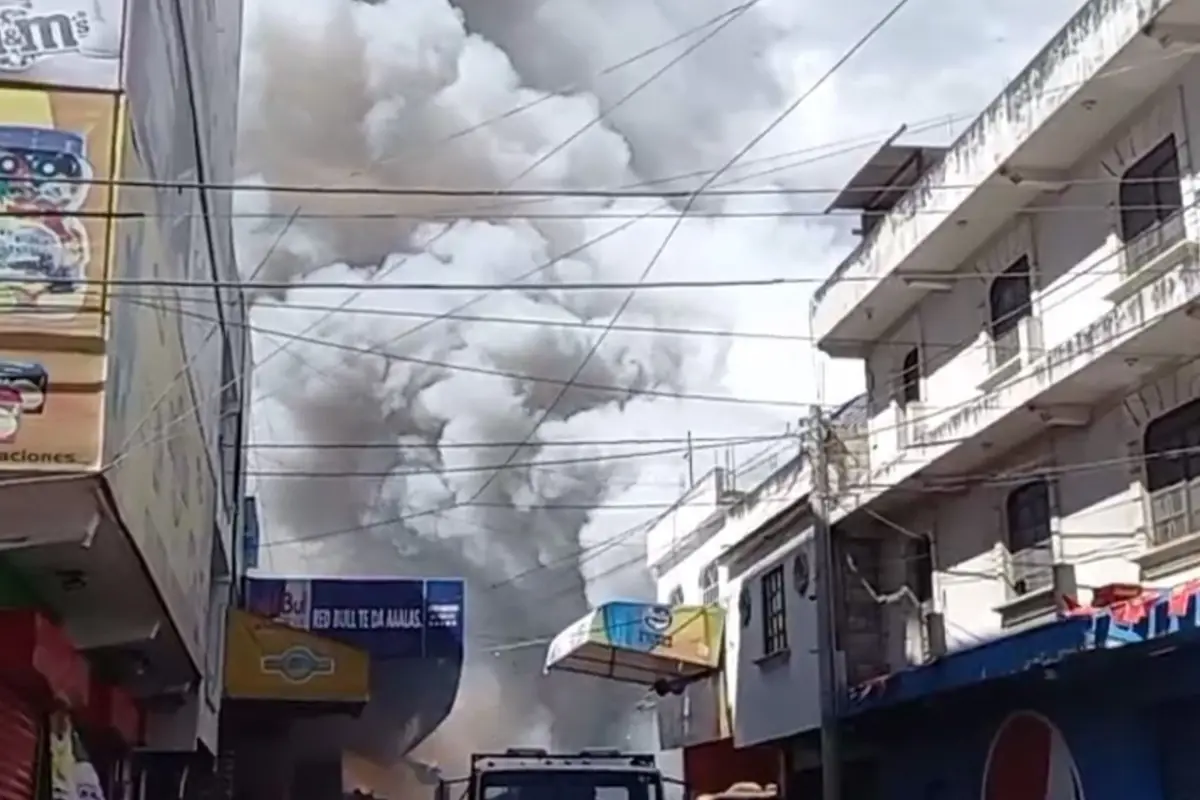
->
235;0;1084;760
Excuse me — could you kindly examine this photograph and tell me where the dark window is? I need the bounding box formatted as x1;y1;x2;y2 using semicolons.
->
666;585;683;606
1144;399;1200;546
898;348;921;406
1119;135;1183;243
1005;480;1052;552
911;535;934;603
988;256;1033;343
761;565;787;655
1005;479;1053;595
1144;399;1200;493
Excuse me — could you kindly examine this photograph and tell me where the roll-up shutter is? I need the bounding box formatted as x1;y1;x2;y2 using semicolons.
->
0;682;39;800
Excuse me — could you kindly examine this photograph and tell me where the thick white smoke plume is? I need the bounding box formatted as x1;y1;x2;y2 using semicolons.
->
237;0;1082;764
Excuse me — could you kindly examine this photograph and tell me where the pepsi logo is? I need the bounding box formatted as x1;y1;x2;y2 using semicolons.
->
981;711;1085;800
643;606;673;633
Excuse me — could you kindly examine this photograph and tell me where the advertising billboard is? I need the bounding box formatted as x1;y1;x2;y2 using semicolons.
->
225;609;370;704
0;0;126;91
244;577;465;659
0;86;117;340
0;86;116;472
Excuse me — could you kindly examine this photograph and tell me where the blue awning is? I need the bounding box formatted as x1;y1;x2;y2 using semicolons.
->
844;617;1092;714
844;581;1200;715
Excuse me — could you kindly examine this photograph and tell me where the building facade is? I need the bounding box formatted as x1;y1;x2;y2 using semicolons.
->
0;0;247;795
645;404;868;794
801;0;1200;796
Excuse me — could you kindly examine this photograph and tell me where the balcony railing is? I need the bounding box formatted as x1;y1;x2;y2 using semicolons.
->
987;314;1044;377
896;403;927;451
1147;476;1200;546
1006;541;1054;596
1122;211;1187;278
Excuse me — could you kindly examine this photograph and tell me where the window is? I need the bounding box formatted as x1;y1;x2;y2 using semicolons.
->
1005;479;1053;594
760;565;787;655
1119;136;1184;274
1119;135;1183;244
988;256;1033;367
699;562;719;605
481;770;659;800
910;535;934;604
666;585;683;606
1144;398;1200;544
898;348;921;406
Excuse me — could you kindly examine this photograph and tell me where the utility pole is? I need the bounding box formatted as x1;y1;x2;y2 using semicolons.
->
808;404;842;800
684;430;695;486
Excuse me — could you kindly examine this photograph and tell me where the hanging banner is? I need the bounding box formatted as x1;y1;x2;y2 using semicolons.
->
244;577;465;659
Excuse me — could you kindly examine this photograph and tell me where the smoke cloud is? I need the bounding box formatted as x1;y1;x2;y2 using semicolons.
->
237;0;1081;767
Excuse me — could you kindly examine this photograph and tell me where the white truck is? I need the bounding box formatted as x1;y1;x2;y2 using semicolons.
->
435;749;673;800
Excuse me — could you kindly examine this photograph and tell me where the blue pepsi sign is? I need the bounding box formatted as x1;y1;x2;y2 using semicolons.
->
243;577;464;659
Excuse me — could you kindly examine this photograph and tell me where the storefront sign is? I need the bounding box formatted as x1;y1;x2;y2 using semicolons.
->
225;609;369;703
0;0;125;91
244;577;465;659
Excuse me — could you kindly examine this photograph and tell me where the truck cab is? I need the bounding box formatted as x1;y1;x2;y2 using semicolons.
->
438;749;667;800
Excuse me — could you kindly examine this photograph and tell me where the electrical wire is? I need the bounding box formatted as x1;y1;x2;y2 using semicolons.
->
250;0;922;559
130;294;814;407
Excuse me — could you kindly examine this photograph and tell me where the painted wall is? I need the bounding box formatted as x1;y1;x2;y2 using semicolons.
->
867;643;1200;800
727;526;820;748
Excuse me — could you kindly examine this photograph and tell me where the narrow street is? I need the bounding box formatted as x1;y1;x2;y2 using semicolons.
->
3;0;1200;799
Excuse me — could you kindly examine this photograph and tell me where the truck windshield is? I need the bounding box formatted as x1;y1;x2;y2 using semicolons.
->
481;770;660;800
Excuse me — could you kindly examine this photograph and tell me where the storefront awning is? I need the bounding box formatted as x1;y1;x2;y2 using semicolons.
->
225;609;370;704
544;602;724;686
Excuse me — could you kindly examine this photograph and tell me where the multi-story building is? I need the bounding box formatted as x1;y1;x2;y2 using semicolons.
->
800;0;1200;795
644;407;866;794
0;0;247;795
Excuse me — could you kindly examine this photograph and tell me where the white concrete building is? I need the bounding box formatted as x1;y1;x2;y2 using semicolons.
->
811;0;1200;688
645;399;868;757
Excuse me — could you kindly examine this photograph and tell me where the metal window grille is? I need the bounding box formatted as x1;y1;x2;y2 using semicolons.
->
760;565;788;655
699;563;720;606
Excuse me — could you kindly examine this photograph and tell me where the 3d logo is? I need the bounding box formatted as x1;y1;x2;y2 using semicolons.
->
260;645;335;684
642;605;673;633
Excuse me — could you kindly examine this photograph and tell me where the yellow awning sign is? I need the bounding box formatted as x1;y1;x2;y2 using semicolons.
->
544;602;724;686
225;609;370;703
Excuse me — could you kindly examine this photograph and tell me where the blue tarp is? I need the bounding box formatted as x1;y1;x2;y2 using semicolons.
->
243;577;464;659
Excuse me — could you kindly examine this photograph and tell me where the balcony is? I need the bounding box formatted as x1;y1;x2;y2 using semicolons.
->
980;316;1045;393
853;205;1200;521
1148;478;1200;545
896;403;928;452
812;0;1200;356
1139;478;1200;578
1108;211;1193;303
1007;542;1055;596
